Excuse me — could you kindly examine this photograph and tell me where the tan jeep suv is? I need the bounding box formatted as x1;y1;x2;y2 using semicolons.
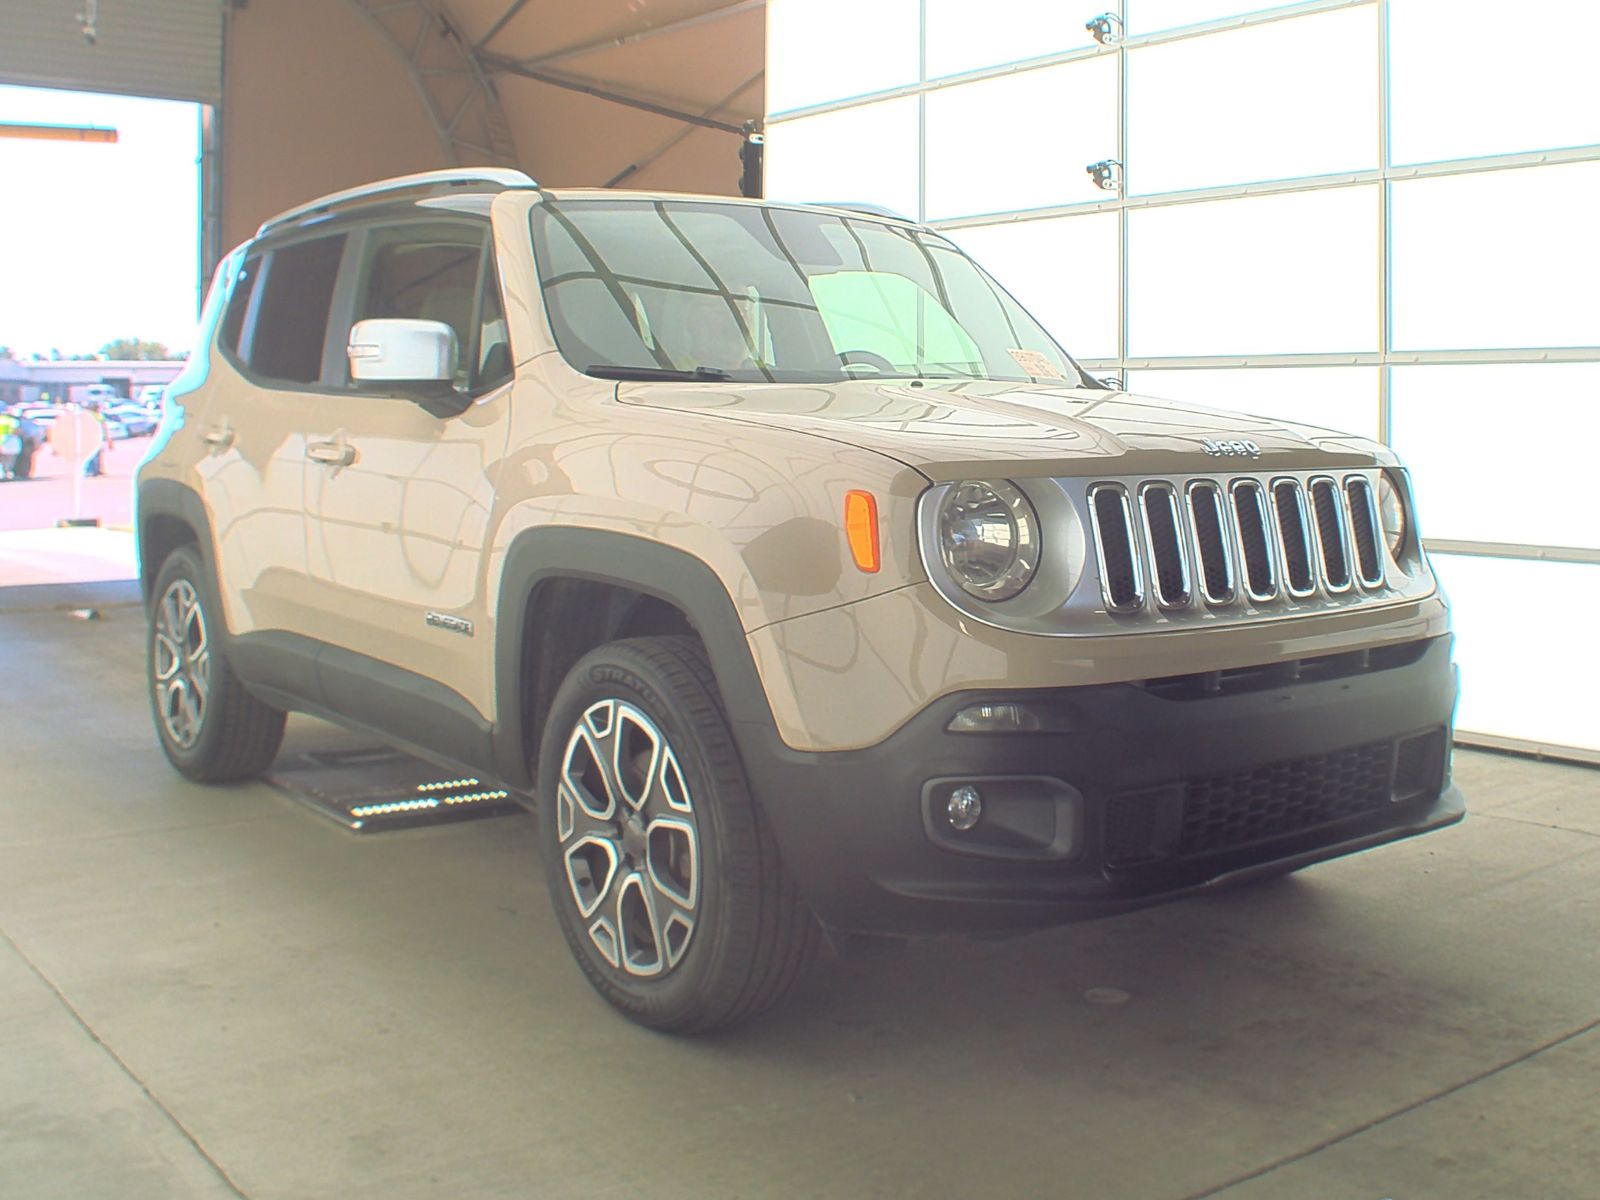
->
136;169;1463;1031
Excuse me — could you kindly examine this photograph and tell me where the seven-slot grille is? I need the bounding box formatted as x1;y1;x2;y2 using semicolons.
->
1088;473;1386;614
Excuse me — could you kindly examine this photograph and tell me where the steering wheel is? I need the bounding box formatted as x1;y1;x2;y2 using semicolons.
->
837;349;898;375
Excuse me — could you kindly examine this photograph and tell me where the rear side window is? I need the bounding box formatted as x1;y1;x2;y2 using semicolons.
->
238;235;347;384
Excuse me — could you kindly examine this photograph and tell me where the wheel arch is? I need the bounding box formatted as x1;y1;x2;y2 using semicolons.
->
491;527;778;790
135;479;216;609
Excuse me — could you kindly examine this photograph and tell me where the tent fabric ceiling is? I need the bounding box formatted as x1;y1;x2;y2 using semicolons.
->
445;0;765;189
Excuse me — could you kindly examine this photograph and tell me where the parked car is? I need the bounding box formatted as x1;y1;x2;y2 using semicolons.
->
136;385;167;410
136;170;1464;1032
104;402;159;437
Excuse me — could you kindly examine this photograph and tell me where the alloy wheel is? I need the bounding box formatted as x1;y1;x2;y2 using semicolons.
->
557;699;700;977
153;578;210;749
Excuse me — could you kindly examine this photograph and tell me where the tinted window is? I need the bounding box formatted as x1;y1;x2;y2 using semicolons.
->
241;235;347;384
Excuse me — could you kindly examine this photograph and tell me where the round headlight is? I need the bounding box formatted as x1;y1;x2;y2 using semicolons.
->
937;480;1040;601
1377;470;1409;558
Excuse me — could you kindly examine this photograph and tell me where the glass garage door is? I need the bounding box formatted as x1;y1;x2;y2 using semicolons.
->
765;0;1600;760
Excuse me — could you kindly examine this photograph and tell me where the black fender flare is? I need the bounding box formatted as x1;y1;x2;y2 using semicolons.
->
134;478;217;609
489;526;780;789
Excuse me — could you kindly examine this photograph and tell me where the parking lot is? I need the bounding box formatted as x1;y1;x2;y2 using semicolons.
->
2;593;1596;1200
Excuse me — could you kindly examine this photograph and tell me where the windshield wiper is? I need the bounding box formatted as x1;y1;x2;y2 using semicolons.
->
585;365;732;382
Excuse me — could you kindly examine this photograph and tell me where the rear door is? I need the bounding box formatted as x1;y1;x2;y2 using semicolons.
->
299;217;514;744
198;231;349;649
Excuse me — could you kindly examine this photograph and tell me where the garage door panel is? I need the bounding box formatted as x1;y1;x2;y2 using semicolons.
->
0;0;221;105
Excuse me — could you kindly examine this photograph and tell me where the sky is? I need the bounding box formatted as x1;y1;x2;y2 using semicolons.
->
0;84;201;360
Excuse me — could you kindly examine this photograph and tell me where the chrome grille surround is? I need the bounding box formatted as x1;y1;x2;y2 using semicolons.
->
1308;476;1355;595
1183;480;1236;606
1137;481;1192;610
1087;483;1145;614
1229;478;1279;603
1078;469;1422;622
1270;477;1318;599
1344;474;1386;590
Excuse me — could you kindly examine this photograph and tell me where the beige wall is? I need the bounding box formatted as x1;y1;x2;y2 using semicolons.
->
221;2;445;249
221;1;764;250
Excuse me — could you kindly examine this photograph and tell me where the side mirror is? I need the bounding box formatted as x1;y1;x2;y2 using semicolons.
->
1097;374;1125;391
347;319;470;417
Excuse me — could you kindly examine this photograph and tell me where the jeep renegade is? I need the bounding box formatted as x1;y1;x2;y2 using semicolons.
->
136;169;1463;1031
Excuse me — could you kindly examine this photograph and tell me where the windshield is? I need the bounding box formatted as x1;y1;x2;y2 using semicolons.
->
530;197;1090;387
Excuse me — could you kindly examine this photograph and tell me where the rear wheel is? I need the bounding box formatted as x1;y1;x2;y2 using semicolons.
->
537;635;818;1032
148;546;286;782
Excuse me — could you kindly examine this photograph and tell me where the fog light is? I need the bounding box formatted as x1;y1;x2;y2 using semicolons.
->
947;785;983;831
947;701;1082;734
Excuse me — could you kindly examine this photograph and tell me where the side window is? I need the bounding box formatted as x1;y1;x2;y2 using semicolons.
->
217;254;261;357
351;225;488;390
238;235;348;384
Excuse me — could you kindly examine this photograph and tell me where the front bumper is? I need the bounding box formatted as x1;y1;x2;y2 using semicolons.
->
737;635;1463;934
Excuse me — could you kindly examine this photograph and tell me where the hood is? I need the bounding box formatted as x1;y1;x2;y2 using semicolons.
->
617;379;1389;482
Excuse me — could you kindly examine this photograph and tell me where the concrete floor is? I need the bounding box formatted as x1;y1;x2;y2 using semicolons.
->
3;596;1598;1200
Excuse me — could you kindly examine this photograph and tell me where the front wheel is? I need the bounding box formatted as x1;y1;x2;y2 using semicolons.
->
148;546;286;782
537;635;819;1032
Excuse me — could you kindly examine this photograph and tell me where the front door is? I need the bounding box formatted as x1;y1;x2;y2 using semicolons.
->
299;219;514;745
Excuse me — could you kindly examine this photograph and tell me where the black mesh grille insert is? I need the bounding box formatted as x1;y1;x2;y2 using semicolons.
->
1232;482;1275;599
1092;486;1141;611
1310;479;1351;589
1105;791;1162;867
1346;477;1384;586
1190;483;1233;603
1178;741;1395;859
1272;480;1315;594
1142;485;1188;606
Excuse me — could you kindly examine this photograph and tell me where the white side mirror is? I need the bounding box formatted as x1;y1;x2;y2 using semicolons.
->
347;318;458;384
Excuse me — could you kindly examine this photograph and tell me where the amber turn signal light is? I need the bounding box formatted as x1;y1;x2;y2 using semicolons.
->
844;490;880;573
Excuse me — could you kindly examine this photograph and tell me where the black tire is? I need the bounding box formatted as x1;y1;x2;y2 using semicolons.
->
537;635;819;1033
147;546;286;783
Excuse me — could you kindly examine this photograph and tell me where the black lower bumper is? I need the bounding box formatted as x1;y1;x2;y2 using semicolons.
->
736;635;1463;934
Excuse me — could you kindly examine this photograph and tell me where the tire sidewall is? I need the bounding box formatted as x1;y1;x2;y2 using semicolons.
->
537;646;742;1027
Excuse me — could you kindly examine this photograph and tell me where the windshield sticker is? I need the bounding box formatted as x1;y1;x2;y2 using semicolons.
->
1006;348;1066;381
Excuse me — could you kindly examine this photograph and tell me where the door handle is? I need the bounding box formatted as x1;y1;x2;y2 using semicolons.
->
201;422;234;452
305;438;355;467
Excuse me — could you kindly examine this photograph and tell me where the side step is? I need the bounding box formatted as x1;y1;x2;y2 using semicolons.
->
267;747;522;833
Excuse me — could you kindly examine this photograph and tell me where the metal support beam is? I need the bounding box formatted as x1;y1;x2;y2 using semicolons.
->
509;0;764;71
604;72;764;187
472;0;535;51
481;54;746;134
344;0;518;166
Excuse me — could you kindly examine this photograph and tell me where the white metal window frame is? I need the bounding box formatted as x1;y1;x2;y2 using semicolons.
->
767;0;1600;760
